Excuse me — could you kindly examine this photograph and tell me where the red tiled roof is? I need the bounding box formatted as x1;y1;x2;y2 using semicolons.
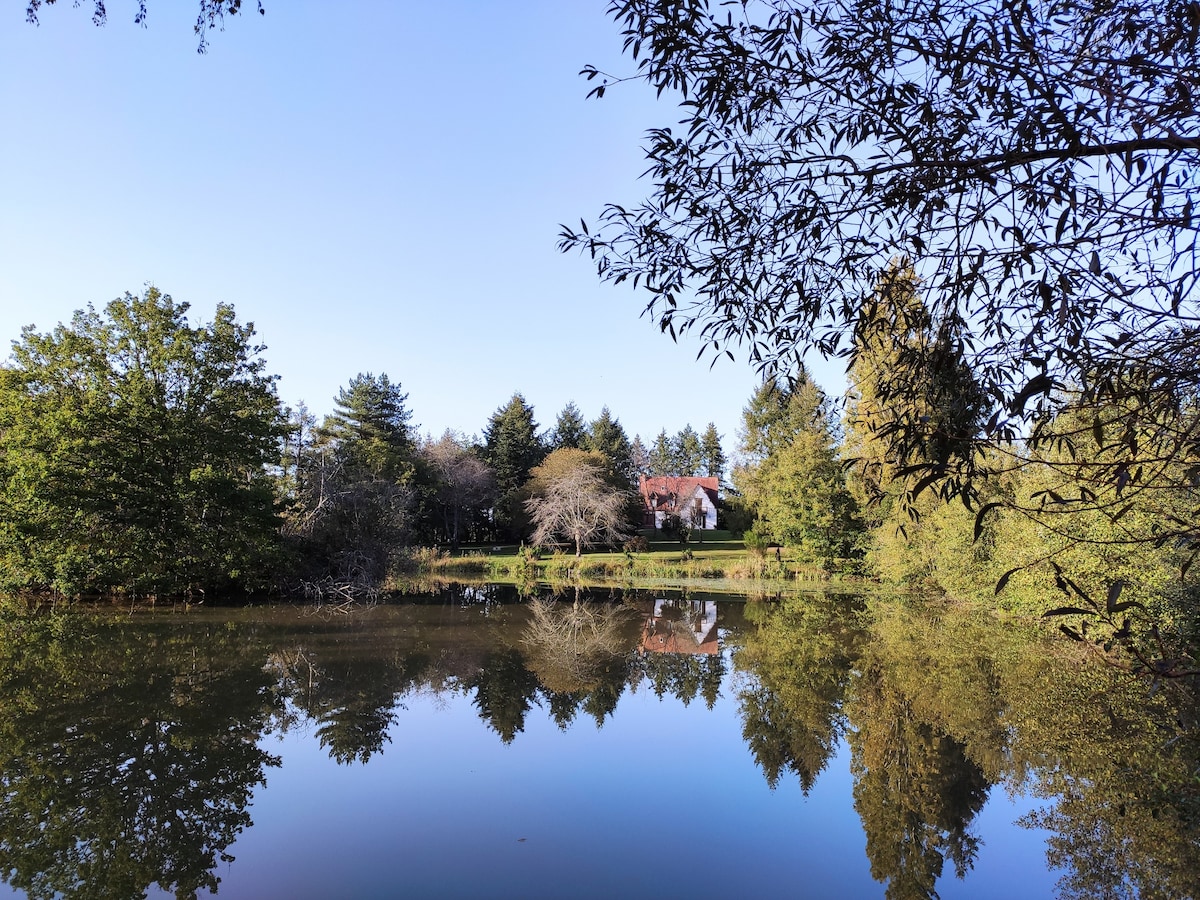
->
638;476;719;512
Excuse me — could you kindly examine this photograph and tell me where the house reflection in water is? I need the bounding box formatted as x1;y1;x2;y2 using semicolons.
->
639;599;719;655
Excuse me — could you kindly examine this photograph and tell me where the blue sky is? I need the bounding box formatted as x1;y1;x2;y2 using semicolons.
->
0;2;844;454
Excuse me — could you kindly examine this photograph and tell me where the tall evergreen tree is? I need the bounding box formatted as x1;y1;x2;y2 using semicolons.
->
319;372;416;481
629;434;651;481
734;367;861;563
482;393;544;539
673;425;704;477
845;264;987;517
700;423;726;482
550;401;588;451
286;372;420;590
649;430;675;476
584;406;633;485
738;376;822;465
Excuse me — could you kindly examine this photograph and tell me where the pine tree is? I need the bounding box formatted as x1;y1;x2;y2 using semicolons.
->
482;393;544;539
673;425;703;477
550;401;588;450
700;423;726;481
319;372;416;481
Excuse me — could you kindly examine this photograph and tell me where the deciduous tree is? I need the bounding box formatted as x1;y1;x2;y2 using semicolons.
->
0;288;284;596
420;431;496;548
524;450;632;556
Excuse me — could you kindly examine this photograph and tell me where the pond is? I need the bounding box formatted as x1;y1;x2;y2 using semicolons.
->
0;584;1197;899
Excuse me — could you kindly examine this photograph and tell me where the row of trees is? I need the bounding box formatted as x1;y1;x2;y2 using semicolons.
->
638;424;725;480
0;288;731;595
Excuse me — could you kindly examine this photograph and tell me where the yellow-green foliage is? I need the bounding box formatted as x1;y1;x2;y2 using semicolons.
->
988;458;1197;624
869;492;995;600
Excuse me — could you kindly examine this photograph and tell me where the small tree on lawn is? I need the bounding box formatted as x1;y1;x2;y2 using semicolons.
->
526;464;631;557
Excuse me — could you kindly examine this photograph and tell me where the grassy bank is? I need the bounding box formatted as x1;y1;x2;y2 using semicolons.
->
410;532;860;587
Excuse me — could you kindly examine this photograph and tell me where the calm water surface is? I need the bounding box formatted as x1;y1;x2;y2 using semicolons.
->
0;584;1196;899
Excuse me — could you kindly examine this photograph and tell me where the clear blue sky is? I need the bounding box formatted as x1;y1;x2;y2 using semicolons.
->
0;2;843;454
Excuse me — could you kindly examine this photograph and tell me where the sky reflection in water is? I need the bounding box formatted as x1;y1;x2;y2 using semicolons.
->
5;588;1180;899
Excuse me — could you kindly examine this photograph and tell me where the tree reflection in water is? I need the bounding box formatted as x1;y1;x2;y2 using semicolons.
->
0;608;282;900
0;588;1196;899
520;593;641;729
733;594;1200;899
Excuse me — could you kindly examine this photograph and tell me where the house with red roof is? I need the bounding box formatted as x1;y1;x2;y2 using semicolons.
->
638;599;719;655
638;475;720;530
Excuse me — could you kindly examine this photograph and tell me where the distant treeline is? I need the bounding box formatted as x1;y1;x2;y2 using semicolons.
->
0;288;730;598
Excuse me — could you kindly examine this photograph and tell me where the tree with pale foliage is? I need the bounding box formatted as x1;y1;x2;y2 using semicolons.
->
525;450;632;557
420;431;496;548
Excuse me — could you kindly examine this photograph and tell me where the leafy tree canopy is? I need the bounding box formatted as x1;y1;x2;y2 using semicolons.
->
0;287;284;595
563;0;1200;526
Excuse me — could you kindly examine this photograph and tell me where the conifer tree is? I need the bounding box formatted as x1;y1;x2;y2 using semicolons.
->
734;368;861;563
629;435;651;481
700;423;726;482
649;430;675;476
673;425;703;477
319;372;416;481
550;401;588;451
584;406;634;485
288;372;420;590
845;264;987;517
482;393;544;539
